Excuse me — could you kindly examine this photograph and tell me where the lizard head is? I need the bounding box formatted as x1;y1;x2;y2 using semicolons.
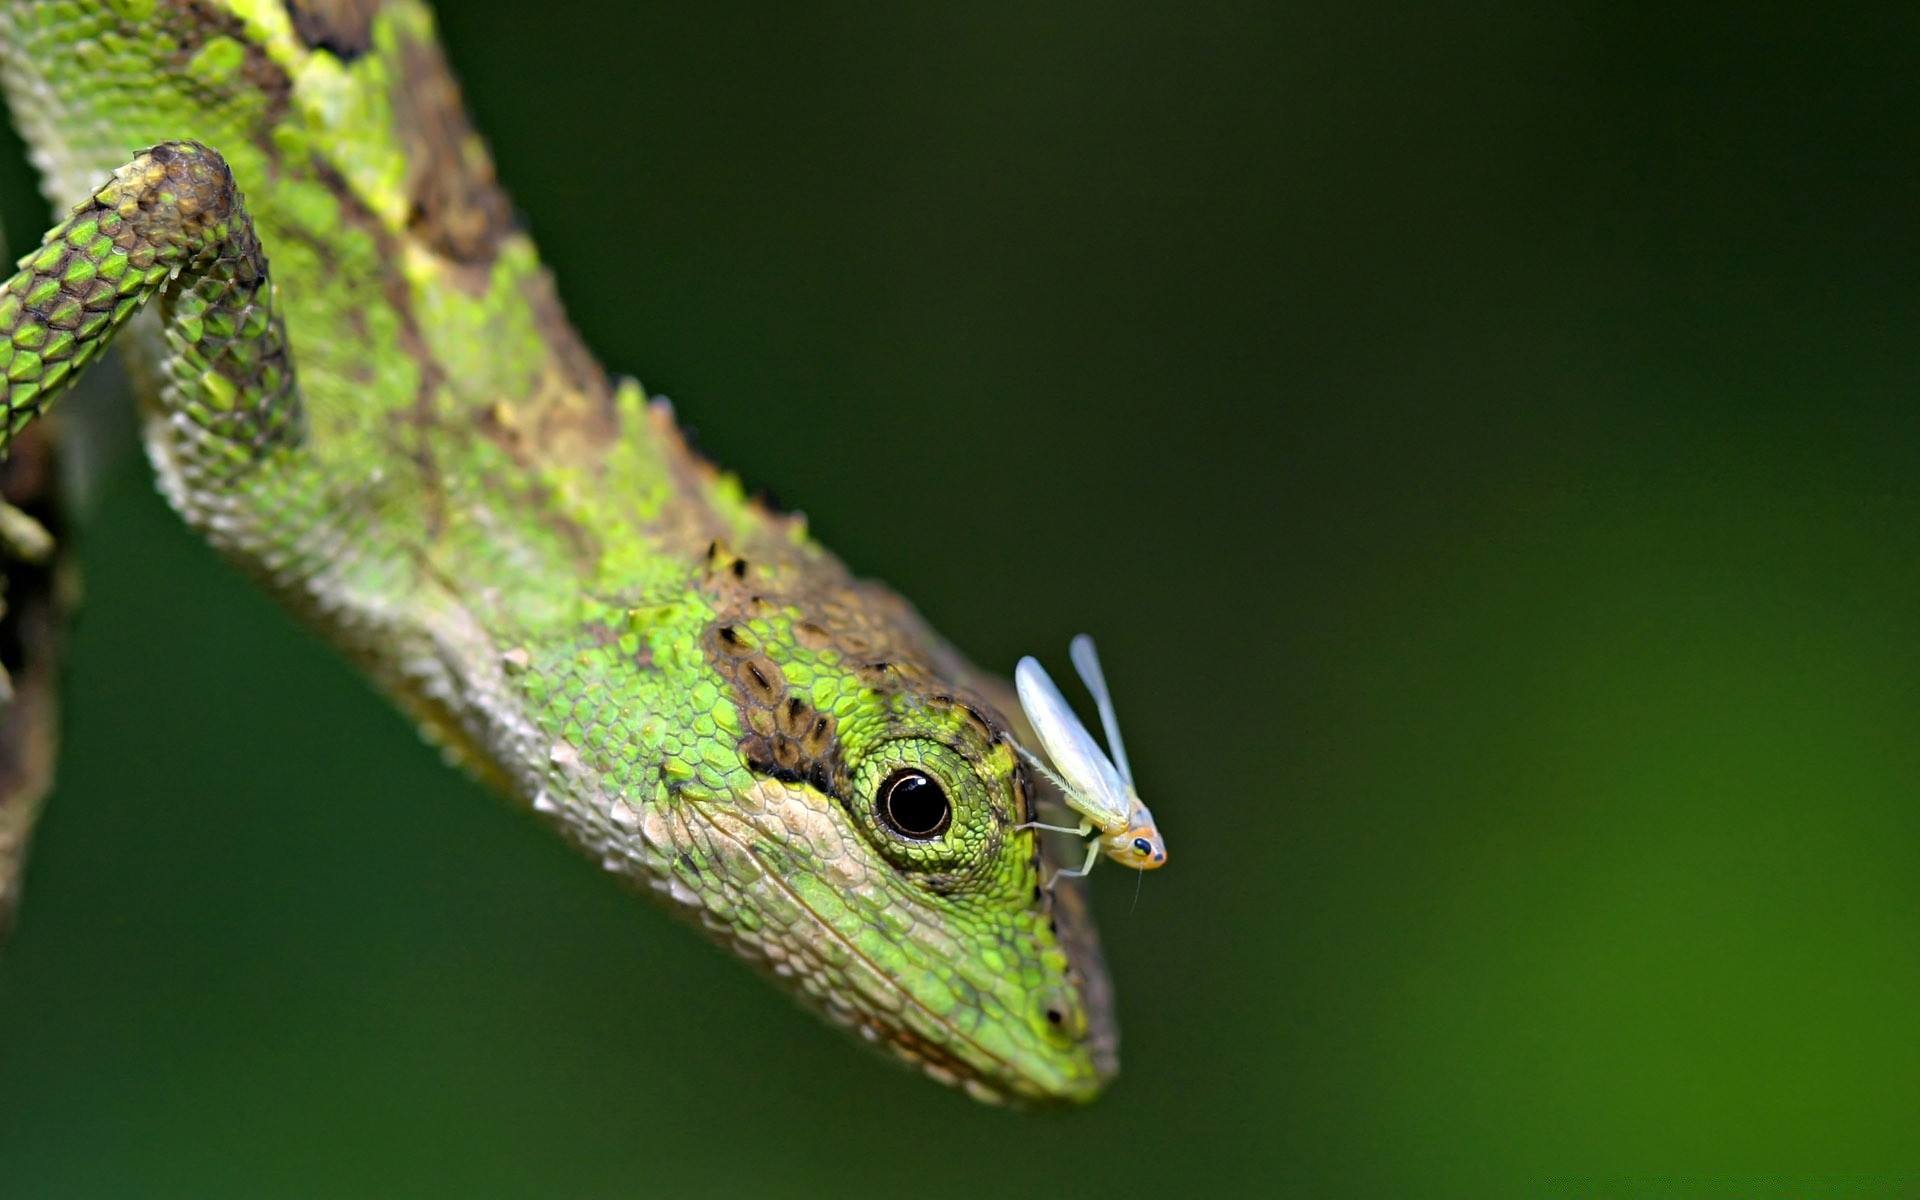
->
692;567;1119;1106
526;537;1120;1107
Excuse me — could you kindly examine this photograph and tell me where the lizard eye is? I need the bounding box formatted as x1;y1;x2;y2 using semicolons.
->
847;737;1001;880
877;769;952;839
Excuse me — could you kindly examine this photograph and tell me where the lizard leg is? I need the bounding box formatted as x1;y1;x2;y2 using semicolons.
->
0;141;303;483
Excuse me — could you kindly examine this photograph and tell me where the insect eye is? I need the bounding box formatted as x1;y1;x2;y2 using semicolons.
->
876;768;952;840
1133;837;1153;856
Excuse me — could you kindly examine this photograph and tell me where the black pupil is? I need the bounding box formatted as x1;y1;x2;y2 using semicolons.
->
879;769;951;839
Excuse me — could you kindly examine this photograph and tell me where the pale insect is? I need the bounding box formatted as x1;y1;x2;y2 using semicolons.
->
1013;635;1168;879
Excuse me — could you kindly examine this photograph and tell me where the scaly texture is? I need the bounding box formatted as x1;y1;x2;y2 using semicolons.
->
0;141;299;470
0;0;1118;1105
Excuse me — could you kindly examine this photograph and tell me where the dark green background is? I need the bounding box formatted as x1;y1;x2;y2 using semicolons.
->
3;2;1918;1195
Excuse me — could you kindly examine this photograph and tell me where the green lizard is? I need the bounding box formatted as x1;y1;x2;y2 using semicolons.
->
0;0;1119;1107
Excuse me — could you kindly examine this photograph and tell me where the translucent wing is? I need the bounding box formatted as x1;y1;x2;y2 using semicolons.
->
1068;634;1133;788
1015;655;1132;830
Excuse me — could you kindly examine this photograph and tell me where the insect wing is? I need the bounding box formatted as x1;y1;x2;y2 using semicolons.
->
1015;656;1132;830
1068;634;1134;787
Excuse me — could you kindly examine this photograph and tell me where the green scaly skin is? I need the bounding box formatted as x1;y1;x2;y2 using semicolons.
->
0;0;1118;1106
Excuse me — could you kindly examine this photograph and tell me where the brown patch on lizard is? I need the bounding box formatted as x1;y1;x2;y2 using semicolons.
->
516;261;614;421
382;16;617;451
706;617;845;796
286;0;381;60
388;23;513;266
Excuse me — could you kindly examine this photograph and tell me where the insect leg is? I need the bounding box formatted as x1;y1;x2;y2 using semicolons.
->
1046;839;1104;887
1017;818;1094;837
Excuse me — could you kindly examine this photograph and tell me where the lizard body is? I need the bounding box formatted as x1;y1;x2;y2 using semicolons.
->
0;0;1117;1106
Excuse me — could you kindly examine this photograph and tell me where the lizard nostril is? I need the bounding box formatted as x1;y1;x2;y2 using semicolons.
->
1036;988;1086;1043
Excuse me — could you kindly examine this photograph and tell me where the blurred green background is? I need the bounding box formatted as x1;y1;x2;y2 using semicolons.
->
3;1;1918;1195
